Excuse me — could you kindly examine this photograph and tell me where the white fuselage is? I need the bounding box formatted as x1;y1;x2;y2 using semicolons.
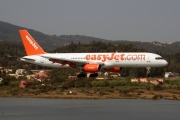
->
20;52;168;69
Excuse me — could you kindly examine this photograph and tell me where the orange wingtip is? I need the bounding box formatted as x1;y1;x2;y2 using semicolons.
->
19;30;46;56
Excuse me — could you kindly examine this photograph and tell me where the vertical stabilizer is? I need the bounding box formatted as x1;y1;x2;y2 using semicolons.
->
19;30;46;56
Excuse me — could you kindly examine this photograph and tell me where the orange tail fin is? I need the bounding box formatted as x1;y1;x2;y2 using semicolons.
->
19;30;46;56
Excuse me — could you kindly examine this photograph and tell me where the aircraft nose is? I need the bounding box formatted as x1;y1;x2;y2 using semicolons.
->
163;60;168;66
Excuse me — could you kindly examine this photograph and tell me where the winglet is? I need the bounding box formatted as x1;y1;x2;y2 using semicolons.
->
19;30;46;56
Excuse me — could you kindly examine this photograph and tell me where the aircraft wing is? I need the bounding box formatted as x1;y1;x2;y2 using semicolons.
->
40;55;88;67
40;55;104;67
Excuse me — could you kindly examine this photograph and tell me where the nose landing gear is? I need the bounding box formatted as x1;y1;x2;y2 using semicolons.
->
146;67;151;77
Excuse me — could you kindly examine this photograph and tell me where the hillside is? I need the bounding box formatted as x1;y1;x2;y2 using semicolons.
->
0;21;179;53
0;21;106;50
113;41;180;54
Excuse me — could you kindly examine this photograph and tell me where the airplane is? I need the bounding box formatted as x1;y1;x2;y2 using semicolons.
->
18;30;168;77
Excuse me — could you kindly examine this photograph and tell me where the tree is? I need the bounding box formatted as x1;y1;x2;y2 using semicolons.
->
1;75;16;86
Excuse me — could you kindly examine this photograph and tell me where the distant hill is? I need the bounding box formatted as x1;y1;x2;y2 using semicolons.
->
113;40;180;54
0;21;106;50
0;21;179;53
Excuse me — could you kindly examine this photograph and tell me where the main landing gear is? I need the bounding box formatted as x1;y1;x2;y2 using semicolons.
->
77;72;86;78
77;72;99;78
146;67;151;77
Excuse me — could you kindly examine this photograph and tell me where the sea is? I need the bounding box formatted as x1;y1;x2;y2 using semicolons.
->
0;97;180;120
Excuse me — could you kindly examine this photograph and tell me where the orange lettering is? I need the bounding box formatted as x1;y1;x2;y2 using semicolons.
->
127;55;131;60
138;54;146;60
120;54;125;60
114;55;119;60
85;53;146;61
97;54;102;60
85;55;90;60
91;54;96;60
102;54;107;62
132;54;137;60
107;53;115;60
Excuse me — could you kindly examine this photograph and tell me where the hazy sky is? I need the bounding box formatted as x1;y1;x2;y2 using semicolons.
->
0;0;180;42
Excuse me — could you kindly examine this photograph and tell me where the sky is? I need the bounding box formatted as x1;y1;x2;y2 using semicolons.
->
0;0;180;42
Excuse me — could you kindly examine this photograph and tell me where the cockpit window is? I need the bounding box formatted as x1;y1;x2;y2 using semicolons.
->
155;57;163;60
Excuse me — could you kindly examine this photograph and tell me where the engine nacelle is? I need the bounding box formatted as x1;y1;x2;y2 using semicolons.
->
107;67;121;72
83;64;101;73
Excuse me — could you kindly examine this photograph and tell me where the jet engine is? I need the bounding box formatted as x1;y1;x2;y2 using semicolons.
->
107;67;121;72
83;64;101;73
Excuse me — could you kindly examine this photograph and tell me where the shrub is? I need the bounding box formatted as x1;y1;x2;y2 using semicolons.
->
118;87;133;94
153;84;164;91
91;80;109;87
62;79;75;89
